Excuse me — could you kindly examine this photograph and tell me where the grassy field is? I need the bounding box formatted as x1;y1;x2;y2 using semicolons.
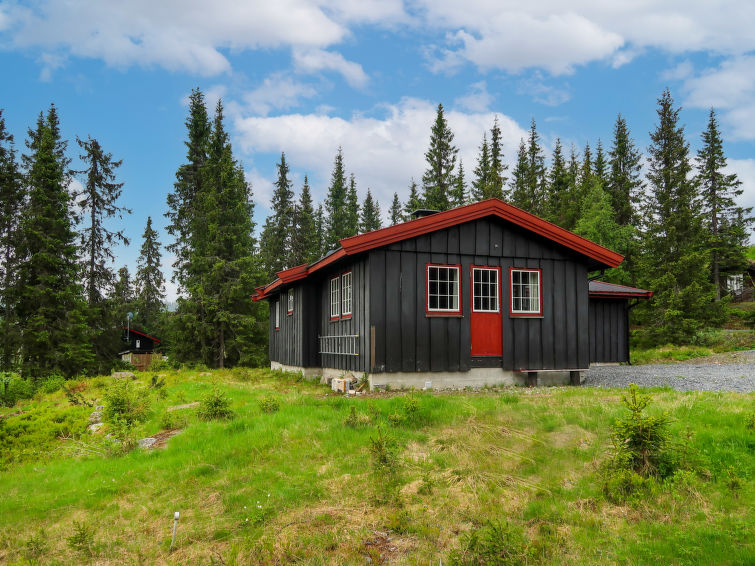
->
0;369;753;565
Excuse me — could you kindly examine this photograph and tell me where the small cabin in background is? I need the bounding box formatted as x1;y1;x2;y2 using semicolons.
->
253;198;652;389
119;327;162;371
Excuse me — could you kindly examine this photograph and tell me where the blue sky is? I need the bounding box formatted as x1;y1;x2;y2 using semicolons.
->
1;1;754;299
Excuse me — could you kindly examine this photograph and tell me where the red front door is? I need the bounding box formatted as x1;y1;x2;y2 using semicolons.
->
470;266;502;356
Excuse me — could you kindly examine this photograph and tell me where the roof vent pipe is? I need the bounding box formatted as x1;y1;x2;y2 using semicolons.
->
410;209;440;220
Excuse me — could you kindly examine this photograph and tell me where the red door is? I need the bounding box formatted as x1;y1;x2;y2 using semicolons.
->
470;266;502;356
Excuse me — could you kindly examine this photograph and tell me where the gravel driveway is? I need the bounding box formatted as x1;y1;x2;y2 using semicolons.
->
584;350;755;393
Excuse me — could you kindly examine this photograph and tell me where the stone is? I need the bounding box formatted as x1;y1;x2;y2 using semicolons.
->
88;407;104;425
112;371;135;380
138;437;157;449
87;422;103;433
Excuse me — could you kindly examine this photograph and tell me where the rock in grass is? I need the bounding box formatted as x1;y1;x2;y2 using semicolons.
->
112;372;135;380
138;437;157;449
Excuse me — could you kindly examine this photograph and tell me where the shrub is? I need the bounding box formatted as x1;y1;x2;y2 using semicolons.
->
67;521;95;556
107;416;139;454
602;468;659;504
103;380;149;425
746;413;755;430
369;427;400;503
344;405;370;427
0;373;34;407
160;410;189;430
148;357;174;371
24;531;48;561
198;387;234;420
259;395;280;414
39;375;65;394
448;520;528;566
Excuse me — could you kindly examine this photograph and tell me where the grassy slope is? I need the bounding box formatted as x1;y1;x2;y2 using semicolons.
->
0;370;753;565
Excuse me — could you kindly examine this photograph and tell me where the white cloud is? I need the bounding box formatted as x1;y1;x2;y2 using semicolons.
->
454;81;493;113
242;74;318;116
234;98;528;210
726;159;755;218
517;72;571;106
292;48;368;88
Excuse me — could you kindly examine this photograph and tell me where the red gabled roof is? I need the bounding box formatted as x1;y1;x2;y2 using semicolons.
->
121;326;162;342
252;198;625;301
588;280;653;299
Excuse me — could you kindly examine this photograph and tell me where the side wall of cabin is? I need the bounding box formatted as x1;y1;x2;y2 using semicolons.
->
588;298;629;363
268;284;306;367
368;217;591;373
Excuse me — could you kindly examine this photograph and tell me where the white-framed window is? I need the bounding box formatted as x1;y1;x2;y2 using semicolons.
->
426;264;461;314
330;276;340;320
341;271;352;317
510;268;542;316
287;288;294;314
136;339;141;349
472;267;499;312
275;300;280;329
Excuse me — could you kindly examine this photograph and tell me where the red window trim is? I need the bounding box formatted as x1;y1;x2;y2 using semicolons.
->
329;275;340;321
425;263;463;316
470;265;502;313
509;267;543;317
287;288;294;315
341;270;353;319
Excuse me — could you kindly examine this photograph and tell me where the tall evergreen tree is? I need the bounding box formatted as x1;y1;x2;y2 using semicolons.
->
489;116;507;199
111;266;134;325
291;175;318;265
345;174;360;237
165;88;210;292
403;179;422;219
15;106;92;377
516;119;547;215
471;133;491;201
607;115;643;227
593;139;608;188
360;188;382;232
450;158;467;207
639;89;721;342
545;138;570;226
324;147;348;249
75;136;130;305
314;204;325;257
389;192;402;225
695;109;753;299
422;104;458;211
560;144;582;230
134;217;165;333
510;139;530;210
259;152;294;276
0;110;23;371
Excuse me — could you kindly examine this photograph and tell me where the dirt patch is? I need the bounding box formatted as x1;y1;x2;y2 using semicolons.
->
547;425;595;450
167;402;200;412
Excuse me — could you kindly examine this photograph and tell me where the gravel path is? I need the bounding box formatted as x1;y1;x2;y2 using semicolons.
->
584;350;755;393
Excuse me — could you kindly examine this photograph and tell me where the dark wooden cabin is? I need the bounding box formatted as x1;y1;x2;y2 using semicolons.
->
253;198;651;388
119;327;162;371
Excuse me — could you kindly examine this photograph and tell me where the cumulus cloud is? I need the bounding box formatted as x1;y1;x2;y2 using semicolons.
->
241;74;318;116
517;72;571;106
454;81;494;113
292;48;369;88
234;98;528;209
726;158;755;219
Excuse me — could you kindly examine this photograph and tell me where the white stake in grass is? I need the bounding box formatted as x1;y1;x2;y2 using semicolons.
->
170;511;180;551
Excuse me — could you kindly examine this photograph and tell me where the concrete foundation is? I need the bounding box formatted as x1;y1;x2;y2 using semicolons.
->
270;361;582;389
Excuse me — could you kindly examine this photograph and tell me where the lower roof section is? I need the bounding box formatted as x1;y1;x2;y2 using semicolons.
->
589;280;653;299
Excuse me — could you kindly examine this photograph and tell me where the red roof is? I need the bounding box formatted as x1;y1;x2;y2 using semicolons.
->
121;326;162;343
253;198;625;301
588;280;653;299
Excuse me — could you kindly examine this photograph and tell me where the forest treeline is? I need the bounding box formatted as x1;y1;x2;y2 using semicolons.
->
0;87;751;378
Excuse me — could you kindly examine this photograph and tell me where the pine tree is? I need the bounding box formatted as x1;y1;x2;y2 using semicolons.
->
450;159;467;207
422;104;458;211
134;217;165;333
165;88;210;293
111;266;134;324
75;136;131;305
560;144;582;230
471;133;491;202
403;179;422;219
639;89;721;343
360;188;382;232
15;106;92;377
489;116;508;199
291;175;318;265
345;174;360;237
607;115;643;227
324;147;348;249
545;138;570;226
593;139;608;188
510;139;529;210
389;192;402;225
314;204;325;256
260;152;294;276
695;109;753;299
525;119;547;216
0;109;23;371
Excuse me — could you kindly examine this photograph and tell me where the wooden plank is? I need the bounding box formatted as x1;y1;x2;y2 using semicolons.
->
527;258;542;369
459;222;476;255
475;219;489;256
429;317;448;371
564;261;578;368
541;259;555;369
576;264;590;368
415;252;431;371
401;251;417;372
385;251;402;371
500;257;514;370
501;224;515;257
489;220;503;257
447;225;460;255
370;251;386;372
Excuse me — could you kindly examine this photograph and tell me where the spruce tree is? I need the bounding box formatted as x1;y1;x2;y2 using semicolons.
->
75;136;131;305
696;109;753;299
165;88;210;292
593;139;608;188
345;174;360;237
324;147;348;249
15;106;92;377
111;266;134;325
490;116;507;199
291;175;318;265
640;89;721;342
450;158;467;207
525;119;547;216
403;179;422;219
314;204;325;257
389;192;402;225
360;188;382;232
545;138;570;226
260;152;294;276
559;144;582;230
134;216;165;333
0;110;23;371
510;139;530;210
422;104;458;211
471;133;491;202
607;115;643;227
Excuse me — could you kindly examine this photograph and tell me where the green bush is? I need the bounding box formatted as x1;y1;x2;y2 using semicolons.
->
602;468;659;504
369;427;400;503
103;380;149;425
147;357;174;371
259;395;280;414
39;375;65;394
198;387;234;420
344;405;370;427
0;373;34;407
67;521;95;556
448;520;528;566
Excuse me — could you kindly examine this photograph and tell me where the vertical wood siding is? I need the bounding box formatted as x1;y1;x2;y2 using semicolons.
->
369;217;591;373
588;298;629;363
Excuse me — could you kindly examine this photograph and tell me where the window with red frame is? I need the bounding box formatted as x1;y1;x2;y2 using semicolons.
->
510;269;541;315
427;264;461;314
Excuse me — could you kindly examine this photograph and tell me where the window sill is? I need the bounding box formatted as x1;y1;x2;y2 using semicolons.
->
426;313;463;318
510;313;544;318
341;314;353;320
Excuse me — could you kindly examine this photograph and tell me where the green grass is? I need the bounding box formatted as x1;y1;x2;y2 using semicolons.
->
0;369;753;564
631;328;755;364
745;245;755;261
